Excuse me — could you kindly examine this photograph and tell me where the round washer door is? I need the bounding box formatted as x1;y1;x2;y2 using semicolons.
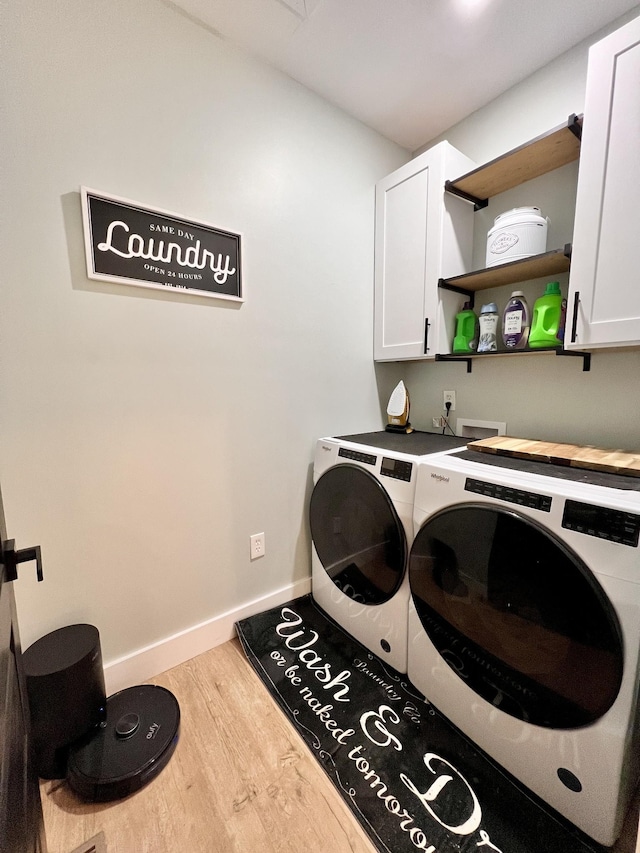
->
409;503;623;729
310;464;406;605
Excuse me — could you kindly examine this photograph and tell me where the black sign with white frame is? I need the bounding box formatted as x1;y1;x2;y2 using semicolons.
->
81;188;243;302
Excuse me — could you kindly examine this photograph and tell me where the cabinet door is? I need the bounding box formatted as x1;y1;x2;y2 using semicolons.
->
374;143;475;362
567;14;640;349
0;492;47;853
374;154;438;361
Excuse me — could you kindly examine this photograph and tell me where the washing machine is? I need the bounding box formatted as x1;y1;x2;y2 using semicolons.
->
407;448;640;846
309;430;467;674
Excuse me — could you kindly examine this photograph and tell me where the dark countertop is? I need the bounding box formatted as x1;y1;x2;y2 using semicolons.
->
335;430;468;455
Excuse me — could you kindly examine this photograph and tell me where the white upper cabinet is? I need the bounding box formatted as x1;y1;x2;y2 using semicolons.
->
567;14;640;350
374;141;476;361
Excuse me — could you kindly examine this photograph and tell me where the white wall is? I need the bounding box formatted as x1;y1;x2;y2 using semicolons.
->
0;0;408;670
403;9;640;451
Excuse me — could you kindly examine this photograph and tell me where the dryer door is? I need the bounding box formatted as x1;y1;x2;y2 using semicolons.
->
310;464;406;605
409;503;623;729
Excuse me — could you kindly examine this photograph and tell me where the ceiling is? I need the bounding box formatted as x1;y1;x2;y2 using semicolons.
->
166;0;640;150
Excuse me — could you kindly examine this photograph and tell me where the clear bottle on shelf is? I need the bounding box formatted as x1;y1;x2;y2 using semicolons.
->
502;291;530;350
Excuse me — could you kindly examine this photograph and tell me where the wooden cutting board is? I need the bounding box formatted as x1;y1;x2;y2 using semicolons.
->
467;436;640;478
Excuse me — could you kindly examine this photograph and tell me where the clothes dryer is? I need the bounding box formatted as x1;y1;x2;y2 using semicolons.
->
310;431;466;674
407;449;640;846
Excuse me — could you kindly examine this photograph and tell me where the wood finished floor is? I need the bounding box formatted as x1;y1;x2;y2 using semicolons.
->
41;638;639;853
40;638;375;853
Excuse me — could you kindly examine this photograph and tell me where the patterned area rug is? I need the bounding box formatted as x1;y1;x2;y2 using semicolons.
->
236;595;604;853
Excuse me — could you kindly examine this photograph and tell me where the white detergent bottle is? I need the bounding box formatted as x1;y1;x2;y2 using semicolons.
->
477;303;499;353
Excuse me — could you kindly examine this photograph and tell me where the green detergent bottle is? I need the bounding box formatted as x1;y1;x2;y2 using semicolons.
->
452;301;479;353
528;281;566;348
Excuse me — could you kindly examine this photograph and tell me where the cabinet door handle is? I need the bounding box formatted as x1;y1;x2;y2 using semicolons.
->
424;318;430;354
2;539;44;583
571;291;580;343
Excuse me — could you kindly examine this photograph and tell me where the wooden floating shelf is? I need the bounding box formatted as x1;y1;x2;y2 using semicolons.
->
435;348;591;373
439;245;572;296
440;347;560;358
445;115;582;208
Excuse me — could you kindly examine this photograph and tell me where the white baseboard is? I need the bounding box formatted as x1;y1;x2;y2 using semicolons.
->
103;577;311;694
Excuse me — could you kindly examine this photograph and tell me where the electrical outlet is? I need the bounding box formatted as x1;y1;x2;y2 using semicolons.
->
443;390;456;411
250;532;265;560
432;417;444;428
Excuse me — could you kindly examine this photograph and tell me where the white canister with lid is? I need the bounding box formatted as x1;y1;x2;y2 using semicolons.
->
486;206;549;267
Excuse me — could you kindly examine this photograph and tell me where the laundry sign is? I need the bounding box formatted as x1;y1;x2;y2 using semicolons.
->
80;188;242;301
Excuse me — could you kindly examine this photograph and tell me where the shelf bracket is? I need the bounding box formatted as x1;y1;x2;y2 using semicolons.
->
437;278;475;307
435;354;473;373
567;113;583;141
555;349;591;371
443;181;488;211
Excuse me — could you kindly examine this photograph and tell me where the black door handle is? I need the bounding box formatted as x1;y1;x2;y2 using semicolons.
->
2;539;43;583
571;291;580;343
424;318;430;354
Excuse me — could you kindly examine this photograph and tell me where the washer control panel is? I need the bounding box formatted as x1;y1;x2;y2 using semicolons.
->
380;457;413;482
562;500;640;547
464;478;552;512
338;447;377;466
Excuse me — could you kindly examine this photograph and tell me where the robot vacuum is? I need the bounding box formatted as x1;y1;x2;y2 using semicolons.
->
67;684;180;801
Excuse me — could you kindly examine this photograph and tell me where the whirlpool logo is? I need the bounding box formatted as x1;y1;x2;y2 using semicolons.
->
430;473;450;483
